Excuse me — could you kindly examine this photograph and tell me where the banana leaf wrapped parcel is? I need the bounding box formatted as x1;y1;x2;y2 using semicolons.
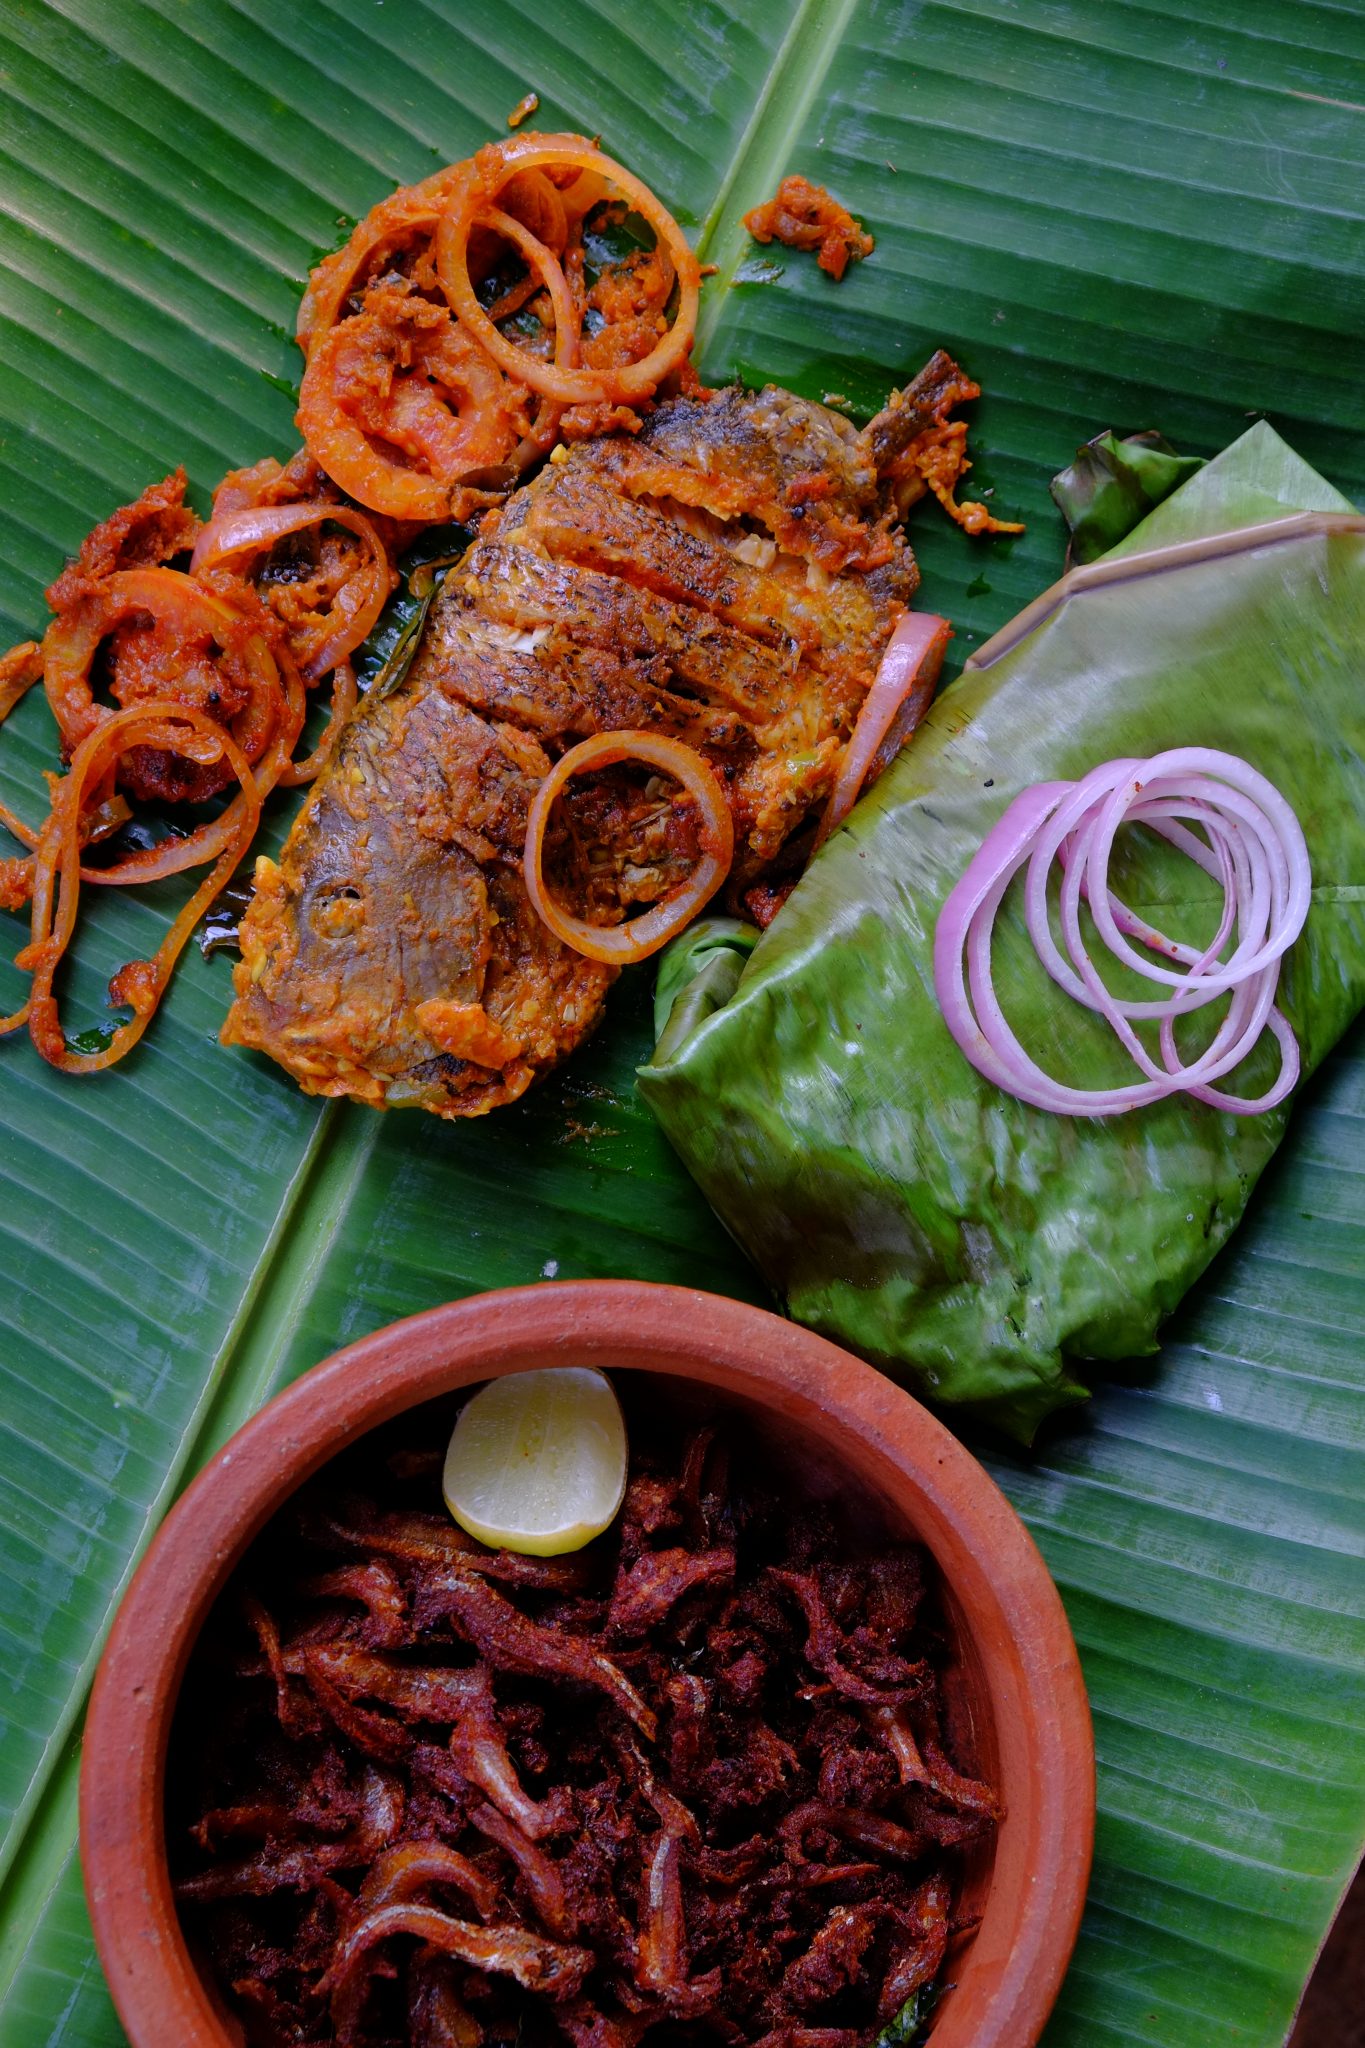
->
640;426;1365;1440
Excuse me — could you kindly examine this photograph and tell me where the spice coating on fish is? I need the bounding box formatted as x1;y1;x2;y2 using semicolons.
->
223;378;929;1116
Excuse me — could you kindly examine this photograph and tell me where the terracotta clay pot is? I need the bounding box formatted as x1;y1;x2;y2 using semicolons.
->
81;1281;1094;2048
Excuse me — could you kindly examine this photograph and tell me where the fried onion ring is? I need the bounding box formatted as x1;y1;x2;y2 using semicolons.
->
523;731;733;965
296;168;459;353
16;701;262;1071
40;565;287;793
437;135;700;407
297;293;523;521
191;502;394;681
278;657;358;788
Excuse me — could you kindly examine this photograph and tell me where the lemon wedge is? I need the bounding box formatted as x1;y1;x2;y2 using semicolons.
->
442;1366;628;1556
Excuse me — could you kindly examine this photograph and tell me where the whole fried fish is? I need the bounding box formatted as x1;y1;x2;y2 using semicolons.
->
223;359;965;1115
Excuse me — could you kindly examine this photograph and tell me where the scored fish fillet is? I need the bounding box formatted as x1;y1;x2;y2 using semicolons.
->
223;361;962;1116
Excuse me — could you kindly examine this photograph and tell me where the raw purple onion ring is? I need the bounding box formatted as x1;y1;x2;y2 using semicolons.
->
932;749;1311;1117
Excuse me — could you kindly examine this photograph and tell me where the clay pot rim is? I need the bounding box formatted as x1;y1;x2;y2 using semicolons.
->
80;1280;1094;2048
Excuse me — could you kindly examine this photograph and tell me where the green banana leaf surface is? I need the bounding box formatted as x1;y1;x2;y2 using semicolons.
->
0;4;1362;2046
642;425;1365;1439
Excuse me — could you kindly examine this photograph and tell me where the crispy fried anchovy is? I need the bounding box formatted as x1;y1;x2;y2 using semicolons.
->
351;1763;405;1856
866;1705;1001;1818
312;1501;590;1590
608;1545;735;1638
423;1573;658;1738
637;1814;720;2011
320;1902;592;2016
353;1838;499;1922
663;1671;711;1779
299;1642;503;1773
448;1663;572;1839
189;1800;307;1850
304;1646;571;1837
300;1561;408;1647
304;1656;412;1761
613;1736;719;2010
783;1902;882;2012
779;1800;928;1865
638;1823;690;2002
176;1765;402;1901
243;1594;309;1734
173;1836;355;1903
300;1644;482;1720
768;1570;930;1706
470;1797;574;1936
875;1873;951;2022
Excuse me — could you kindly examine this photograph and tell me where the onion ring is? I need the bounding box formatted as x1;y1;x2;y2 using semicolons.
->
933;748;1311;1117
39;562;300;855
296;164;568;354
190;501;393;681
473;205;581;365
16;701;262;1072
0;640;46;851
462;202;581;460
472;204;579;462
40;565;286;773
296;169;459;353
297;303;518;521
817;612;950;847
523;731;733;965
61;651;301;893
436;135;700;407
279;658;357;787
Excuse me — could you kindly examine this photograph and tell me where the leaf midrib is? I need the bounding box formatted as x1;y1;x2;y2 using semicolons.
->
693;0;861;362
0;0;848;2009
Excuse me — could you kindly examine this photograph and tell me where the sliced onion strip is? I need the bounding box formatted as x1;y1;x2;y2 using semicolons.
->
296;168;459;353
817;611;950;846
40;566;286;768
932;749;1311;1118
279;658;358;788
523;731;733;966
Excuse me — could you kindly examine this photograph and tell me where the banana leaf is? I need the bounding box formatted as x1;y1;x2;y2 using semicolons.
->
1050;430;1206;563
0;5;1363;2048
641;425;1365;1440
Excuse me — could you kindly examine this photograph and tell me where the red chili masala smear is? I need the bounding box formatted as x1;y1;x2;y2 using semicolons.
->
170;1400;998;2048
742;176;875;281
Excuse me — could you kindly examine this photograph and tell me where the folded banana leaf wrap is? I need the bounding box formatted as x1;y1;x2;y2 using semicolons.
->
639;425;1365;1439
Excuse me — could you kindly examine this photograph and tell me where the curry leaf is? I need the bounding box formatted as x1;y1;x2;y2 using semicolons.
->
872;1980;945;2048
353;521;478;697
